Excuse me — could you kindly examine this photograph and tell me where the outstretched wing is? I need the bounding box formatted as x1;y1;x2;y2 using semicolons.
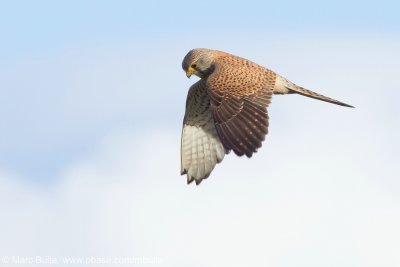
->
207;56;276;157
181;80;226;185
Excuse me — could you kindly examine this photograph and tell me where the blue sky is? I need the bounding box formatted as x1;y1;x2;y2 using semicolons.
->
0;1;400;267
1;0;399;182
1;0;399;60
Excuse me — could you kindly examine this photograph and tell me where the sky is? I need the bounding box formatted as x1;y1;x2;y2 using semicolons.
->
0;1;400;266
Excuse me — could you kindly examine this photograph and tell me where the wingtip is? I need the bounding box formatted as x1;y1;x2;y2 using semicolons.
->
186;174;211;186
187;176;194;185
186;177;203;186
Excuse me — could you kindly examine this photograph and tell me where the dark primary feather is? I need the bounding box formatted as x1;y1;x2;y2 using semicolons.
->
206;56;275;157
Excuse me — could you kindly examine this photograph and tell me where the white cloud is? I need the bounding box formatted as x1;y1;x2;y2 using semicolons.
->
0;123;399;267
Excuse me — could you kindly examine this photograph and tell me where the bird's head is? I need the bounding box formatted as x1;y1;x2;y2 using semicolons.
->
182;48;215;79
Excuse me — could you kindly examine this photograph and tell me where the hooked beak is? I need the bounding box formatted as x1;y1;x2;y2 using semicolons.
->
186;67;194;78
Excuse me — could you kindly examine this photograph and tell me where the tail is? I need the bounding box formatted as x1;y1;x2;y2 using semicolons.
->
275;76;354;108
288;86;354;108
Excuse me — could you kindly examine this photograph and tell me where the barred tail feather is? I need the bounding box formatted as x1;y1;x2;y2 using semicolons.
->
275;75;354;108
288;86;354;108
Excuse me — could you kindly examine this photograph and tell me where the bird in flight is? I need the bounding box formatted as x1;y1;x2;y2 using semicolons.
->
181;48;353;185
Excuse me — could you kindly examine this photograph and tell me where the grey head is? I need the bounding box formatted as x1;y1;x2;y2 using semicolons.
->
182;48;216;78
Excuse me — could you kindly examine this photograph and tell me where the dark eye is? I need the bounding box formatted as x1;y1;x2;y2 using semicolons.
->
191;63;197;68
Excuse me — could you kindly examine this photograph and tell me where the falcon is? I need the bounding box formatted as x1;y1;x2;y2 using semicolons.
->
180;48;353;185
